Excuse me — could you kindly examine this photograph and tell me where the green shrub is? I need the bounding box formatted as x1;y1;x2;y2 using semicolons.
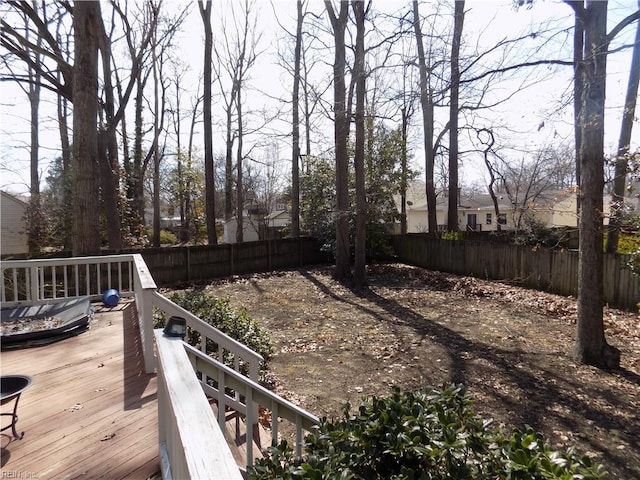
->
159;229;178;245
156;290;274;380
249;385;606;480
616;232;640;254
440;231;464;241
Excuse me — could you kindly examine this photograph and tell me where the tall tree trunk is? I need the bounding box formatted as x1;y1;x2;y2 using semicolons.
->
72;1;101;256
57;70;72;250
199;0;217;245
97;20;123;250
290;0;304;239
352;0;366;287
27;6;42;254
606;9;640;253
400;107;409;235
152;27;161;248
97;131;123;249
413;0;437;235
236;83;245;243
130;70;147;231
186;94;201;243
325;1;351;281
225;100;235;222
572;4;585;191
574;0;620;368
173;80;187;243
447;0;464;232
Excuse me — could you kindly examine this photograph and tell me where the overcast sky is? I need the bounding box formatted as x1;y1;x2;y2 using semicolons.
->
1;0;638;196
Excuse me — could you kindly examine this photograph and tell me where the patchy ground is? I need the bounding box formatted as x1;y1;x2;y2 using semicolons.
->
171;263;640;479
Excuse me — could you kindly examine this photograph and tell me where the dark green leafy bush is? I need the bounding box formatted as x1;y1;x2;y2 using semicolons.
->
155;290;274;380
249;385;606;480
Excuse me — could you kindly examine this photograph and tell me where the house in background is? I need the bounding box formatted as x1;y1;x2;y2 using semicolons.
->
395;181;634;233
265;200;290;238
395;183;514;232
222;216;260;243
1;190;29;255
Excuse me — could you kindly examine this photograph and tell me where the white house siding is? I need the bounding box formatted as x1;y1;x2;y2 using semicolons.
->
223;217;260;244
1;191;28;255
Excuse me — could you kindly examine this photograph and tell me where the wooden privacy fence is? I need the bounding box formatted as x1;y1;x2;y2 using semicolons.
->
136;236;325;285
391;234;639;311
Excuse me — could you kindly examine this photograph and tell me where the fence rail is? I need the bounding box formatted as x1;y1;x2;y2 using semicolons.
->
391;235;639;310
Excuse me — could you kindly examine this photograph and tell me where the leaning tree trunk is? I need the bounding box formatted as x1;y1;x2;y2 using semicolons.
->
571;1;585;192
413;0;437;235
606;11;640;253
574;0;620;368
72;1;101;256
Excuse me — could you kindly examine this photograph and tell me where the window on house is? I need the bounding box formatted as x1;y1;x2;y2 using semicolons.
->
486;213;492;225
498;213;507;225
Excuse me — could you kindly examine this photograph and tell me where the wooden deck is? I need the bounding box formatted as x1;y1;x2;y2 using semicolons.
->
1;301;160;480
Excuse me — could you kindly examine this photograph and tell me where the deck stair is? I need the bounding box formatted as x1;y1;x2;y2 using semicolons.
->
212;403;273;470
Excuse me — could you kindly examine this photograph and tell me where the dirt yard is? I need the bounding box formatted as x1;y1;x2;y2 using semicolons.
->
170;263;640;479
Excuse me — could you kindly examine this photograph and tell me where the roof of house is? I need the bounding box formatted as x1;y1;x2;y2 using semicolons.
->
265;209;290;221
1;190;29;207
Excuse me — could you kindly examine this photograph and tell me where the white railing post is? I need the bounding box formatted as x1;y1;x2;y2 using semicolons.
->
249;359;260;426
140;288;156;373
132;254;157;373
29;265;39;302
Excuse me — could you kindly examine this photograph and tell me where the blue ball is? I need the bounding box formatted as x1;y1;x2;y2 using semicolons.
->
102;289;120;307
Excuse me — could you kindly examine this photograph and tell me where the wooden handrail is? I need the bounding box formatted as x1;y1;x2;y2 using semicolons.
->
155;330;243;480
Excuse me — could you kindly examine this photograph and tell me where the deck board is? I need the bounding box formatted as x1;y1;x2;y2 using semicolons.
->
1;301;160;480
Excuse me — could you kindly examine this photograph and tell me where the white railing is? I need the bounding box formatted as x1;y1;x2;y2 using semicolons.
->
2;253;319;477
1;254;158;372
155;331;243;480
1;254;136;306
184;342;319;468
132;254;158;373
150;291;263;386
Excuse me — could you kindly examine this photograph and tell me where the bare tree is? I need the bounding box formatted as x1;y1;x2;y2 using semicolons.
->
325;0;351;281
352;0;367;287
290;0;304;239
412;0;438;235
568;1;639;368
447;0;465;232
72;1;101;255
198;0;218;245
23;2;44;253
494;145;574;230
209;0;262;243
